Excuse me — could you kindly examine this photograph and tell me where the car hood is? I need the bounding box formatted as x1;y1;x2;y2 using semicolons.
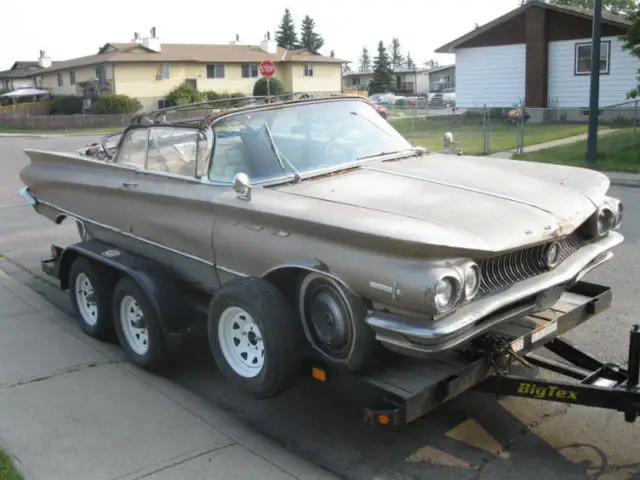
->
272;153;610;253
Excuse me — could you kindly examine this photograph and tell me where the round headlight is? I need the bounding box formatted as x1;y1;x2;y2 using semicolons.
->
434;275;462;312
597;207;616;236
464;263;481;300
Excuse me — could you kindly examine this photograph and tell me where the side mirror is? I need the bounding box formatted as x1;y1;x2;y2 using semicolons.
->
232;172;252;201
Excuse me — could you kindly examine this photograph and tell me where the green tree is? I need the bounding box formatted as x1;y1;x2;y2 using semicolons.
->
275;8;299;50
406;52;415;69
359;47;371;72
299;15;325;52
389;37;405;70
369;41;393;94
621;4;640;97
549;0;637;14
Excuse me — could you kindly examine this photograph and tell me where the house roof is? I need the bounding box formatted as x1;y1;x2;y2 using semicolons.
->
435;0;632;53
27;42;347;75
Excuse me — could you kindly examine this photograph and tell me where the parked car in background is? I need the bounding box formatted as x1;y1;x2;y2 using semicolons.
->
374;104;389;120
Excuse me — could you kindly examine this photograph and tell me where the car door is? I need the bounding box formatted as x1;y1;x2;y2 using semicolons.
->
114;125;219;290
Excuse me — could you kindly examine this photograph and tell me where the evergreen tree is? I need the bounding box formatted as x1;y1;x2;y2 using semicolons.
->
406;52;415;69
299;15;325;52
359;47;371;72
275;8;298;50
389;37;405;70
369;41;393;94
424;59;440;69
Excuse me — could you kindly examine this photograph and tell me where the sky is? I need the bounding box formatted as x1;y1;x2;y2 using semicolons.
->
0;0;523;71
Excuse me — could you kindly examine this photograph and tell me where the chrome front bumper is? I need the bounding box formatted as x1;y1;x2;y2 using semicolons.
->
365;231;623;357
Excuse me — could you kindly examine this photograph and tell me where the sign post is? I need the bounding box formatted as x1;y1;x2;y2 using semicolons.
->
259;61;275;101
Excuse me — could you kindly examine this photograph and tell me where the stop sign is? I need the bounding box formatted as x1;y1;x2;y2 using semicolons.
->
259;61;275;77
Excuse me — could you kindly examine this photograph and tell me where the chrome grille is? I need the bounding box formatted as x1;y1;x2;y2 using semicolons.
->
477;232;583;298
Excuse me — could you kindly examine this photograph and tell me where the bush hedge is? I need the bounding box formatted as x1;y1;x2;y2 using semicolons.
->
49;95;84;115
252;77;285;96
92;94;142;114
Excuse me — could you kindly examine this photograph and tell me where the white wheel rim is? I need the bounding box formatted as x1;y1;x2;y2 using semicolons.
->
217;306;265;378
120;295;149;356
75;273;98;326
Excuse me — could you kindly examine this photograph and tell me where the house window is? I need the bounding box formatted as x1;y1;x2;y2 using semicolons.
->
69;71;76;85
241;64;258;78
575;41;610;75
96;65;105;81
304;63;314;77
57;72;63;87
350;77;360;86
157;99;167;109
161;63;170;79
206;64;225;79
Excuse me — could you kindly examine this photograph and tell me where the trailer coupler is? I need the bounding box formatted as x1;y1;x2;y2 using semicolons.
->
477;325;640;423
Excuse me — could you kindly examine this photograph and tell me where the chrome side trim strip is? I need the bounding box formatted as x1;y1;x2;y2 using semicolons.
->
31;197;244;277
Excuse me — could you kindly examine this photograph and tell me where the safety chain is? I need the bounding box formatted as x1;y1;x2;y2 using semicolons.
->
477;333;533;376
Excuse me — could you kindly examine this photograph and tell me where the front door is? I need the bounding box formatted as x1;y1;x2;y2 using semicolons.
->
186;78;197;90
113;125;219;290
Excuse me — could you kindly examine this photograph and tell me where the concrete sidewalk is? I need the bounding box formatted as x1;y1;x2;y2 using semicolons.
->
0;270;338;480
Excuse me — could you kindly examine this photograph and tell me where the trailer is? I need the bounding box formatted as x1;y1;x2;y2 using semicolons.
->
41;240;640;427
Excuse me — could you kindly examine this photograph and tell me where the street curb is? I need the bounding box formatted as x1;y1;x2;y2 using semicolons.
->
610;179;640;188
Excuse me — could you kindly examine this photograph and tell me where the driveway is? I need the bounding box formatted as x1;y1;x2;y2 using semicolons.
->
1;134;639;479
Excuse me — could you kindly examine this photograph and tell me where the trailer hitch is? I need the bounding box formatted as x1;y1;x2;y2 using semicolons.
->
477;325;640;423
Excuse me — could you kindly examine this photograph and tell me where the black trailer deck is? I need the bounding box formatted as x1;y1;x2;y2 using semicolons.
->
41;241;640;427
307;281;640;426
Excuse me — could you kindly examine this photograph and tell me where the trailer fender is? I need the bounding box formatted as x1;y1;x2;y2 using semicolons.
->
59;240;187;337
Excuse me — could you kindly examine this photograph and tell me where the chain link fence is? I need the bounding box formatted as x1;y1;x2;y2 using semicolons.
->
385;100;639;157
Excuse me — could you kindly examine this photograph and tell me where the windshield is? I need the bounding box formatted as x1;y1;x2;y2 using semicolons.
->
207;98;412;184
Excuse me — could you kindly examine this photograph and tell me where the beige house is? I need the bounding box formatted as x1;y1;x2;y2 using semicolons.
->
0;61;43;90
27;29;347;111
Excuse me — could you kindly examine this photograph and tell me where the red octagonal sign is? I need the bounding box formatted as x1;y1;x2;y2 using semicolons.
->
259;61;275;77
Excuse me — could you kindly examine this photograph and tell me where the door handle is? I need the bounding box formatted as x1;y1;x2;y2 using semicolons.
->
120;182;138;188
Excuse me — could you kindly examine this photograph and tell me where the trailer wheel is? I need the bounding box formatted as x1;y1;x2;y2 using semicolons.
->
68;257;113;340
298;273;379;373
207;277;303;399
112;276;168;371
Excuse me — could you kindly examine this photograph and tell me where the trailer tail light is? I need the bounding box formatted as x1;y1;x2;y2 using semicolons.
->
51;245;63;259
311;367;326;382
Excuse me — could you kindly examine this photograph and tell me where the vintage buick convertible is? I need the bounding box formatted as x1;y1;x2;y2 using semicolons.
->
18;94;624;398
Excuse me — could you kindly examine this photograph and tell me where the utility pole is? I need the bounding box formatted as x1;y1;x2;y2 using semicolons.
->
585;0;602;165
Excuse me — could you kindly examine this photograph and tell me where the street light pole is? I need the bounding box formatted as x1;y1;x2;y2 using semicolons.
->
585;0;602;165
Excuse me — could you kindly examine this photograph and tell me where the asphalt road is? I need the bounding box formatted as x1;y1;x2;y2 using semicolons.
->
1;134;639;480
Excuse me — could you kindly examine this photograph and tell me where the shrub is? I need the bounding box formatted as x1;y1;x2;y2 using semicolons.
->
202;91;245;101
91;94;142;114
252;77;285;96
49;95;84;115
165;83;202;107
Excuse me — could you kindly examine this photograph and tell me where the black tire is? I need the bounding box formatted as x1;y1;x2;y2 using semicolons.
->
112;276;168;371
297;273;380;373
207;277;303;399
68;256;114;340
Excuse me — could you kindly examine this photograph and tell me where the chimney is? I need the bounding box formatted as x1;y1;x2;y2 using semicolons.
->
38;50;52;69
131;32;142;44
229;33;243;45
260;31;277;54
142;27;161;52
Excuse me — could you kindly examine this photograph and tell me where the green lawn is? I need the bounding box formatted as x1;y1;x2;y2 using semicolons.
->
390;116;609;155
0;126;120;135
512;129;640;172
0;450;22;480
